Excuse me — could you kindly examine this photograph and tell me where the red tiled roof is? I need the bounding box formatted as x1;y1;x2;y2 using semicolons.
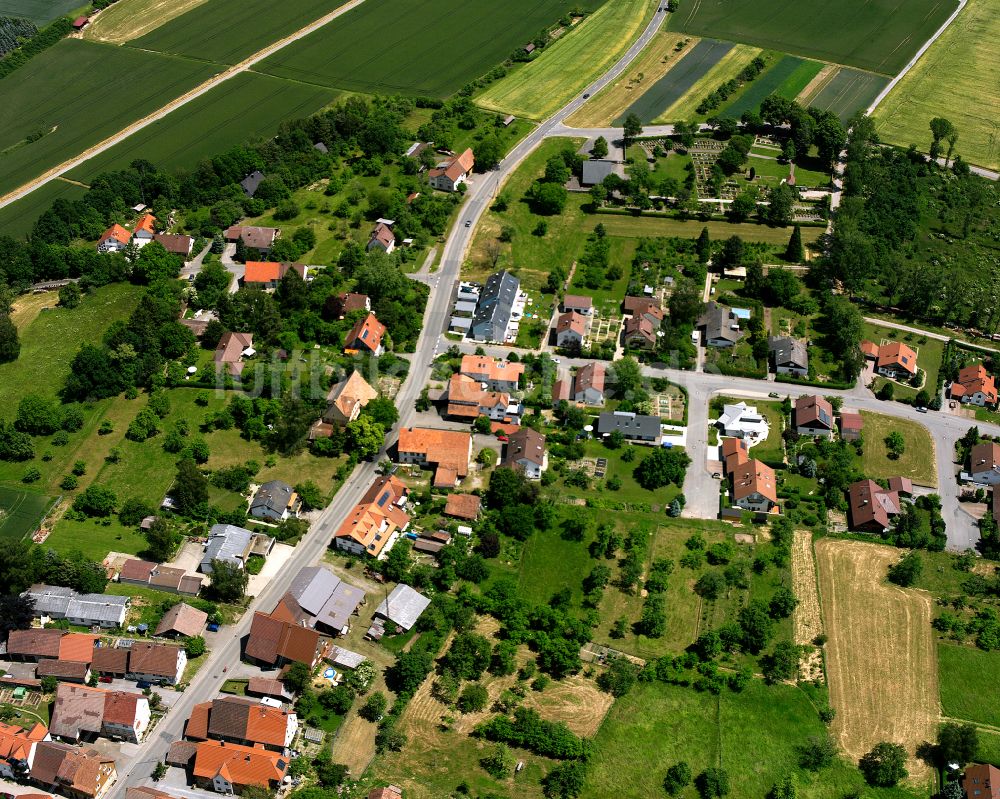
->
556;311;586;336
191;740;287;788
332;475;410;558
731;459;777;503
119;559;156;582
397;427;471;483
245;612;326;667
444;494;481;520
244;262;283;283
7;629;64;659
794;395;834;429
877;341;917;375
952;363;998;404
99;224;131;246
345;312;386;354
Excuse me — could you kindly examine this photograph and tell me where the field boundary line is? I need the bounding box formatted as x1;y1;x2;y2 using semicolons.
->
865;0;967;114
0;0;369;210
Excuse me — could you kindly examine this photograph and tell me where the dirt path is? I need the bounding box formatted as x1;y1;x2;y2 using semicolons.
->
816;538;938;782
0;0;370;210
790;530;824;681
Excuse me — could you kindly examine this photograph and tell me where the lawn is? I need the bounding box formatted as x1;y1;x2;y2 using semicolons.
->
980;732;1000;767
256;0;606;98
0;39;218;198
803;66;889;123
567;236;635;307
585;680;915;799
554;439;683;507
656;43;762;122
475;0;652;120
66;72;340;182
938;643;1000;728
128;0;350;64
594;213;824;245
42;516;149;561
0;283;143;411
722;55;823;118
873;0;1000;171
714;396;785;465
0;0;82;24
0;487;53;542
864;322;944;400
672;0;958;75
619;37;733;124
565;31;693;127
518;517;599;607
746;153;830;188
857;411;937;487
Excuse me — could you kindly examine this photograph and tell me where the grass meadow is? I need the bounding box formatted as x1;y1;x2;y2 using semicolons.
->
257;0;606;98
857;412;937;487
475;0;652;119
938;643;1000;728
0;39;217;198
873;0;1000;171
672;0;957;75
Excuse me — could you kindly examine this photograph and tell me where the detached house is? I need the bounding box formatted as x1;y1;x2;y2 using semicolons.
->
131;214;157;248
951;364;998;407
623;315;656;350
875;341;918;380
470;270;520;343
245;611;330;669
730;459;778;513
213;331;254;377
769;336;809;378
460;354;524;392
428;148;474;192
623;296;664;328
345;312;387;356
326;292;370;320
555;311;586;349
332;475;410;559
154;602;208;639
562;295;593;315
250;481;301;522
794;395;835;437
367;222;395;253
717;402;769;441
597;411;660;443
573;361;606;406
969;441;1000;485
223;225;279;255
699;302;743;347
240;171;265;198
502;428;547;479
152;233;194;258
97;224;130;254
323;370;378;424
848;479;902;533
396;427;472;488
29;741;116;799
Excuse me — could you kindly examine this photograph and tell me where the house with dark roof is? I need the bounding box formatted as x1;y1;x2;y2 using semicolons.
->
555;311;586;349
581;159;625;186
428;148;474;192
152;233;194;258
36;660;90;685
794;395;834;437
623;315;657;350
250;481;301;522
50;684;150;744
246;678;292;703
154;603;208;639
29;740;116;799
471;271;520;343
769;336;809;378
970;441;1000;485
325;292;371;320
201;524;274;574
848;479;901;533
126;643;186;685
185;696;297;753
223;225;279;254
699;302;743;347
502;428;547;479
597;411;660;443
244;611;331;668
276;565;366;636
89;648;129;678
240;171;265;198
345;312;387;356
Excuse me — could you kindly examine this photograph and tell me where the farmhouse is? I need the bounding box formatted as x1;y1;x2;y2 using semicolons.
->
717;402;769;441
185;696;297;752
154;603;208;639
950;363;998;407
332;475;409;559
444;373;521;424
22;586;129;629
848;479;902;533
396;427;472;487
97;224;130;254
126;642;186;685
471;270;520;343
555;311;587;349
794;395;834;437
699;302;743;347
213;331;254;376
245;611;331;669
50;684;150;744
344;312;387;356
562;294;593;315
326;292;371;319
367;222;396;253
152;233;194;258
131;214;157;248
875;341;918;380
769;336;809;378
275;565;366;636
200;524;275;574
323;370;378;424
839;411;863;441
460;354;524;392
428;148;474;192
502;428;548;479
29;741;116;799
730;459;778;513
444;493;481;521
597;411;660;443
242;261;306;290
969;441;1000;485
249;480;301;522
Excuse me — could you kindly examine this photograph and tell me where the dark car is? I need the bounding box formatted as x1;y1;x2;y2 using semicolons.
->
583;93;590;99
99;676;113;683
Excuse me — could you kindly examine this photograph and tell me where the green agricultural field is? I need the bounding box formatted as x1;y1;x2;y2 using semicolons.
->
585;681;910;799
938;643;1000;728
66;72;340;182
128;0;349;64
980;732;1000;768
0;39;217;198
656;43;762;122
0;0;81;24
0;179;84;239
722;56;822;118
858;411;937;487
257;0;605;98
672;0;957;75
874;0;1000;171
475;0;651;119
804;67;888;123
0;283;143;412
0;487;53;542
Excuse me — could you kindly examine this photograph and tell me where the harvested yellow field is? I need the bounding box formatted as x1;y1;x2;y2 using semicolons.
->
82;0;208;44
565;31;696;127
816;539;938;782
476;0;652;120
873;0;1000;171
791;530;824;682
654;43;761;122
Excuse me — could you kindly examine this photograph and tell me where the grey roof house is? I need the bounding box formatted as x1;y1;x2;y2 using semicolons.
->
699;302;744;347
240;170;265;198
471;270;519;343
581;159;626;187
374;584;430;631
23;585;129;628
769;336;809;377
596;411;661;443
201;525;274;574
249;481;301;522
281;565;366;636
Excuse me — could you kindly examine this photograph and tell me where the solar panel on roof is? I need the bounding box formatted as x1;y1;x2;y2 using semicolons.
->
377;491;390;507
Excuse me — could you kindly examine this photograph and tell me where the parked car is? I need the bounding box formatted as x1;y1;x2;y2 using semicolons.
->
99;676;113;683
207;623;220;632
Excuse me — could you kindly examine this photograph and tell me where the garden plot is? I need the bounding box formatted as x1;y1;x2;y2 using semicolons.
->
791;530;824;682
585;312;623;350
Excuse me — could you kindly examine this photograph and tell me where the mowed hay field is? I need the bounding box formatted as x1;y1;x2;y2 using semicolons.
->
816;539;938;781
0;40;217;198
674;0;957;75
565;31;695;127
655;43;762;121
937;643;1000;728
258;0;605;98
82;0;210;44
475;0;651;119
67;72;340;182
858;412;937;487
874;0;1000;171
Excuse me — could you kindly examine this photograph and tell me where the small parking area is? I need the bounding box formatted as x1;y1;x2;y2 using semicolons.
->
246;542;294;597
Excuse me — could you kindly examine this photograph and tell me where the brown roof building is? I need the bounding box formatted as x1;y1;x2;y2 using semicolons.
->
152;233;194;257
502;428;547;479
223;225;279;252
970;441;1000;485
847;479;901;533
367;222;396;253
730;459;778;513
126;642;186;685
344;312;387;356
29;741;116;799
623;315;657;349
794;395;835;436
323;370;378;424
839;411;863;441
246;677;292;702
326;292;370;320
444;493;481;520
7;629;65;661
185;696;297;752
396;427;472;488
245;611;330;668
154;602;208;638
214;331;254;376
623;296;664;327
332;475;410;559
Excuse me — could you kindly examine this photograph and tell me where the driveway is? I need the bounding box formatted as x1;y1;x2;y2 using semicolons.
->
246;542;294;597
169;539;207;576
